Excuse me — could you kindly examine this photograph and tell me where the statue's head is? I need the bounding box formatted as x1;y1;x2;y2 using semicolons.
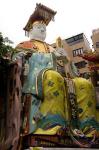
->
23;3;56;41
29;20;46;41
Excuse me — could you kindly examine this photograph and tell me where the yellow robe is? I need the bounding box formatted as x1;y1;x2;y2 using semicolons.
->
34;70;67;134
34;71;99;136
73;77;96;121
73;77;99;137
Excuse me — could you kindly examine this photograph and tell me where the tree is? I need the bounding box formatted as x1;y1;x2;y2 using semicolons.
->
0;32;3;47
0;32;14;58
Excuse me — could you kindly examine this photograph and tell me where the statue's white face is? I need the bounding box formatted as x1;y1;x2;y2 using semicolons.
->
29;23;46;41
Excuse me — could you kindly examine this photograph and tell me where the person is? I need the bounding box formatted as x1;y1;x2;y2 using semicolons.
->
15;3;99;141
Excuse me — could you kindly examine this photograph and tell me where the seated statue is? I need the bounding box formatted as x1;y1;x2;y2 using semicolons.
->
15;3;99;141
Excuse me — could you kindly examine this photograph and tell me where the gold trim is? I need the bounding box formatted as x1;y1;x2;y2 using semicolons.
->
33;20;46;26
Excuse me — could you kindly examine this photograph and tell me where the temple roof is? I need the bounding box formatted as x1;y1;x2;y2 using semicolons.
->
79;51;99;70
24;3;56;31
80;52;99;62
89;64;99;70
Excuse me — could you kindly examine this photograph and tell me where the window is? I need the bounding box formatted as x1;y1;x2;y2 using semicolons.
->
96;42;99;48
73;48;83;57
66;33;83;45
75;61;87;69
66;37;74;43
78;34;83;39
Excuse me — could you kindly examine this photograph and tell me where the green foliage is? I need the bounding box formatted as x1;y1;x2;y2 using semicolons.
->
0;32;3;47
0;32;14;58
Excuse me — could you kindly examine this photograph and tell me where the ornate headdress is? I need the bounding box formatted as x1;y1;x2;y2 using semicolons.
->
24;3;56;34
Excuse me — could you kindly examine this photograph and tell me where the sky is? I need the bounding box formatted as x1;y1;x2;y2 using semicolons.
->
0;0;99;47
